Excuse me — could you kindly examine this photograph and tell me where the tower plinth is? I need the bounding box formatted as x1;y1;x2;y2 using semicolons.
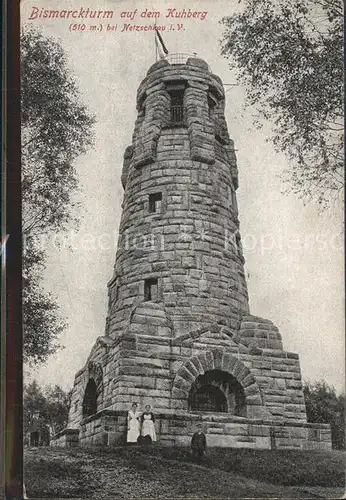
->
58;56;331;451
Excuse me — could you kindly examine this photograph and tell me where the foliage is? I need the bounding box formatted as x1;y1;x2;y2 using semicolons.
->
44;385;72;434
23;380;47;434
23;238;66;365
21;26;95;364
303;380;345;449
24;380;72;435
220;0;343;206
21;26;95;237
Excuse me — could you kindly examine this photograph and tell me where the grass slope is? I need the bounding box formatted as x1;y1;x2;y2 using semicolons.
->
24;446;345;499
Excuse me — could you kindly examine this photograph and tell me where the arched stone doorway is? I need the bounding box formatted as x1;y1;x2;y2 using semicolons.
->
172;351;264;416
188;369;246;416
82;378;98;417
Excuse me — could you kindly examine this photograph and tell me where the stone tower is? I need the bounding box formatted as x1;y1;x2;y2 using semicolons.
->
57;56;331;450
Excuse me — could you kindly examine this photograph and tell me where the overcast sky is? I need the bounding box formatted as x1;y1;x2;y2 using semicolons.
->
21;0;344;394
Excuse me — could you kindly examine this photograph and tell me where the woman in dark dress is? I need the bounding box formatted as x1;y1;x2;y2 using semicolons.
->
140;404;156;442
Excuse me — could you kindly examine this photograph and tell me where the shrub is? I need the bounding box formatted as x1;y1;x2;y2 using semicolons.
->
304;380;345;450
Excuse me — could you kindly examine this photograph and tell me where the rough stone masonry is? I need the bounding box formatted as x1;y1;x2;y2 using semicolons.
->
53;56;331;450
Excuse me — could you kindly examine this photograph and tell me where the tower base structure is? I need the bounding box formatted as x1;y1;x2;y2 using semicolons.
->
52;314;331;451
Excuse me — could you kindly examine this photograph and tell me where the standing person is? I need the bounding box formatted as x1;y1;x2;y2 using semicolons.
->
141;404;157;443
127;402;141;444
28;412;41;447
191;424;207;461
40;423;50;446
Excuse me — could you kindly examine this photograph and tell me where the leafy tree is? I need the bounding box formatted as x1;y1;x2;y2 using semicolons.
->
220;0;343;206
44;385;72;434
303;380;345;449
21;26;95;364
23;238;66;365
23;381;72;436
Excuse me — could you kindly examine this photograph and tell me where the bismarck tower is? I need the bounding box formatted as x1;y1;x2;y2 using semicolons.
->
57;55;331;450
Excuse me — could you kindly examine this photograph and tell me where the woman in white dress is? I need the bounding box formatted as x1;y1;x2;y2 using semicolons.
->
127;402;141;443
141;404;157;442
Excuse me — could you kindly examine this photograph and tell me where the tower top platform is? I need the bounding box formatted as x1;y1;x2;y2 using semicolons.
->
159;52;212;72
137;54;224;114
147;53;212;76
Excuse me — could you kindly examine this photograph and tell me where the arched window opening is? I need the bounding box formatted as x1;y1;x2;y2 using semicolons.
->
82;378;98;418
188;369;246;416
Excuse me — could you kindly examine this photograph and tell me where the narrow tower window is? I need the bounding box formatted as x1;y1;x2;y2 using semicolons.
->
148;192;162;213
235;233;242;257
232;189;238;212
144;278;158;301
170;89;184;124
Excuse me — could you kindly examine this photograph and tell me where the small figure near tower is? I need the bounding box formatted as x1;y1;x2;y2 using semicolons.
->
191;424;207;461
127;402;141;444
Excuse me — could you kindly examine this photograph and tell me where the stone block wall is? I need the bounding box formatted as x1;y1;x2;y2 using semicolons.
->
50;429;79;448
106;57;249;343
237;315;283;350
66;410;331;451
108;130;249;340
